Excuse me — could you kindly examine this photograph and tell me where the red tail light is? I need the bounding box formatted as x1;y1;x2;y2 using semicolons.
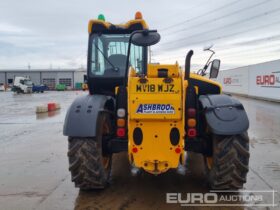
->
117;128;125;137
187;128;197;138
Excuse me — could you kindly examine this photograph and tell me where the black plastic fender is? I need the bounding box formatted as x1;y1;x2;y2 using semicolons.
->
199;94;249;135
63;94;115;137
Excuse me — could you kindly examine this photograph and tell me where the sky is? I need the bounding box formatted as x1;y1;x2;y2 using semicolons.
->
0;0;280;70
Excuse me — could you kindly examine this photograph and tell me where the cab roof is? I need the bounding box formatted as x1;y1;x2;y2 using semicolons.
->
88;12;149;34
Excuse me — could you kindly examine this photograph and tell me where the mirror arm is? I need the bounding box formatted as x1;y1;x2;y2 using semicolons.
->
125;30;143;86
204;50;215;68
201;60;213;76
201;50;215;76
124;30;158;86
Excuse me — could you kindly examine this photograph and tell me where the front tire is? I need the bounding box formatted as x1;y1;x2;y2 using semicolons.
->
68;113;113;190
205;132;250;189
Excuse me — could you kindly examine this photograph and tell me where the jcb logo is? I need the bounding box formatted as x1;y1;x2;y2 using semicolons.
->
136;84;175;93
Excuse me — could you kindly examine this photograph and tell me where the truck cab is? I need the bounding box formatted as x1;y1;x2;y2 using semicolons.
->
12;76;33;94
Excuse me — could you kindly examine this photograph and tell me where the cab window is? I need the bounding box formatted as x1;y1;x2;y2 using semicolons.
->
90;34;144;77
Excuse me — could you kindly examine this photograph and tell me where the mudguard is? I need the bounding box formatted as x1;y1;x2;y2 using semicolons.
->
199;94;249;135
63;94;115;137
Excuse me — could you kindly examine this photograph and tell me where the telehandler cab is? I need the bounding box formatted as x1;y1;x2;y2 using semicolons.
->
64;12;250;190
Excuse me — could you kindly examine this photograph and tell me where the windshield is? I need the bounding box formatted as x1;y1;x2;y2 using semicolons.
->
24;80;33;86
89;34;144;78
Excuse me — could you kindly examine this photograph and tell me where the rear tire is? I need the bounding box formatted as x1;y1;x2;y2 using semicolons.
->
205;132;250;189
68;113;113;190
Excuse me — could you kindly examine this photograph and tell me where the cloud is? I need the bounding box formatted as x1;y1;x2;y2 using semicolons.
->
0;0;279;69
0;22;30;34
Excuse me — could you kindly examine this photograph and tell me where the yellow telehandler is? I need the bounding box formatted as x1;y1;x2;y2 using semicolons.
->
64;12;249;190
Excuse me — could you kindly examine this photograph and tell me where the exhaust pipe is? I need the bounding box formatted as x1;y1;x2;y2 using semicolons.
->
184;50;193;80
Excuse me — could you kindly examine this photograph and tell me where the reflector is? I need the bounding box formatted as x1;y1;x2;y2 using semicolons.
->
175;147;181;154
132;147;138;153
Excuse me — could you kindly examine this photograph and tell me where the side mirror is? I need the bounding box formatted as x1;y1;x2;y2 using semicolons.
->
124;30;160;85
209;59;220;79
131;30;161;47
203;44;214;51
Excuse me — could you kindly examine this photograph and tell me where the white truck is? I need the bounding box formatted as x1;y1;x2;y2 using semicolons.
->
12;76;33;93
0;83;5;91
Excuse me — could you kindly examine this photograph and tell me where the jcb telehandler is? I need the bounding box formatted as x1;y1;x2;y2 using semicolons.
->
64;12;250;190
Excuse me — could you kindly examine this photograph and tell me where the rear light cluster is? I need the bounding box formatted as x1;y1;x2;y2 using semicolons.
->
116;108;126;137
187;108;197;138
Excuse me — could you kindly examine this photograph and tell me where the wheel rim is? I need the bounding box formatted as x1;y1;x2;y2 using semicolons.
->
206;157;213;170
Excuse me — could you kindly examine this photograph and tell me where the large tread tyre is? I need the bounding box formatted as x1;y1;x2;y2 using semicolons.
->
68;113;113;190
205;132;250;190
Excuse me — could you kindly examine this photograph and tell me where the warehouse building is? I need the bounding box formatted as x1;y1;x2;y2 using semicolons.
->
0;68;86;90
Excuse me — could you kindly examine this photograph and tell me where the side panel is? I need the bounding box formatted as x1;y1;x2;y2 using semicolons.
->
63;94;114;137
199;94;249;135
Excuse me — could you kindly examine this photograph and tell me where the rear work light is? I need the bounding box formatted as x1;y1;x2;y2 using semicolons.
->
117;108;126;118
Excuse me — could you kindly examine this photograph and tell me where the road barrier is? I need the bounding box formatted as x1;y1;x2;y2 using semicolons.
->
48;103;56;111
217;59;280;102
36;103;61;113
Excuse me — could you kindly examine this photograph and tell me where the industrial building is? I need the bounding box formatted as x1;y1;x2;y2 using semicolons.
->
0;68;86;90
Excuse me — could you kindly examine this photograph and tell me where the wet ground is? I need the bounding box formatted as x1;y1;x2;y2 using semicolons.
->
0;91;279;210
